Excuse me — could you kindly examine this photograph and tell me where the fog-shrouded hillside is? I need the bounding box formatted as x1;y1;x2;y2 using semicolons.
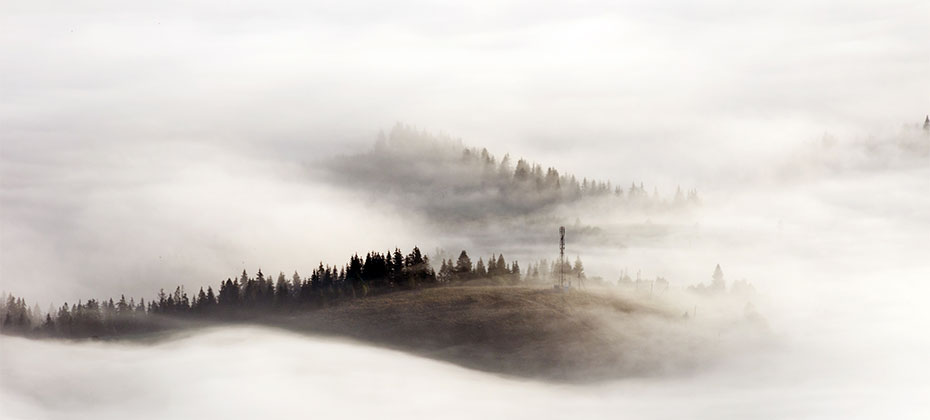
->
0;282;771;383
322;124;700;224
1;235;773;384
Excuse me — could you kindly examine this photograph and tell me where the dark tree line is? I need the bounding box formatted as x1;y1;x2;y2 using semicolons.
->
0;246;527;339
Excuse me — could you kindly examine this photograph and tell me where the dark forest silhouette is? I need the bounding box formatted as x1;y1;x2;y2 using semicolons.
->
0;247;584;340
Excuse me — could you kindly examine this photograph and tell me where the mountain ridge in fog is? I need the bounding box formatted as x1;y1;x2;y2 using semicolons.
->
319;123;701;224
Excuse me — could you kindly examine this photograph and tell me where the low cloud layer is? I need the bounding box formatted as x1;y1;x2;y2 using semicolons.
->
2;322;926;419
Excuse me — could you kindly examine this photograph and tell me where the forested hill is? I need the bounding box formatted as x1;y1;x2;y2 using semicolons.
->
0;246;581;340
320;124;699;223
1;239;708;382
0;246;758;382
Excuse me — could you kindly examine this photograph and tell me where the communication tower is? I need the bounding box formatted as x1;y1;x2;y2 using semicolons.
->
559;226;565;288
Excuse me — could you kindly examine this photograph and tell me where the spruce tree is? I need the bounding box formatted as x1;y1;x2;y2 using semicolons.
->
454;250;472;280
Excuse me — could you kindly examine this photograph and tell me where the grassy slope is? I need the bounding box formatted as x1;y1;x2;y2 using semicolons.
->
272;286;686;382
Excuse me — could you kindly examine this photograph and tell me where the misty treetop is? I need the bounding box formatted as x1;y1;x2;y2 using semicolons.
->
322;123;700;223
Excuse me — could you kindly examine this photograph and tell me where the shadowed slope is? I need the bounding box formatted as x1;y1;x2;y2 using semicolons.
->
273;286;707;382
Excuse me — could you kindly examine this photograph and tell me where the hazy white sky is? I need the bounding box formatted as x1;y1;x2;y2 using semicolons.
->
4;1;927;155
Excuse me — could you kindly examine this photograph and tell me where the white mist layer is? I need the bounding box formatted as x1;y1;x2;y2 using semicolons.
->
1;323;926;420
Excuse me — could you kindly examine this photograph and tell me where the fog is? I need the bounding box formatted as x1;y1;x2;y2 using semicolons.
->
1;318;925;419
2;0;929;418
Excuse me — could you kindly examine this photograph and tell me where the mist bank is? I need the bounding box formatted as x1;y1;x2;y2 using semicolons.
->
2;317;925;420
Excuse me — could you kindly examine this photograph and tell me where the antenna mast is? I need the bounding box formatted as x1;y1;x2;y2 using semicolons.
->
559;226;565;287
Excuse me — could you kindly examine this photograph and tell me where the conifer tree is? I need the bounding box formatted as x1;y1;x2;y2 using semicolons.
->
291;272;302;300
711;264;725;291
275;272;289;305
454;250;472;280
475;258;487;277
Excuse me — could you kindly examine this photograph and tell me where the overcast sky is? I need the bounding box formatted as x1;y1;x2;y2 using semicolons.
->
2;0;928;303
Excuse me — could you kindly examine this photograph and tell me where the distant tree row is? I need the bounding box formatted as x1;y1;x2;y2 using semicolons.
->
437;251;522;284
0;246;532;339
432;251;588;286
687;264;755;295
